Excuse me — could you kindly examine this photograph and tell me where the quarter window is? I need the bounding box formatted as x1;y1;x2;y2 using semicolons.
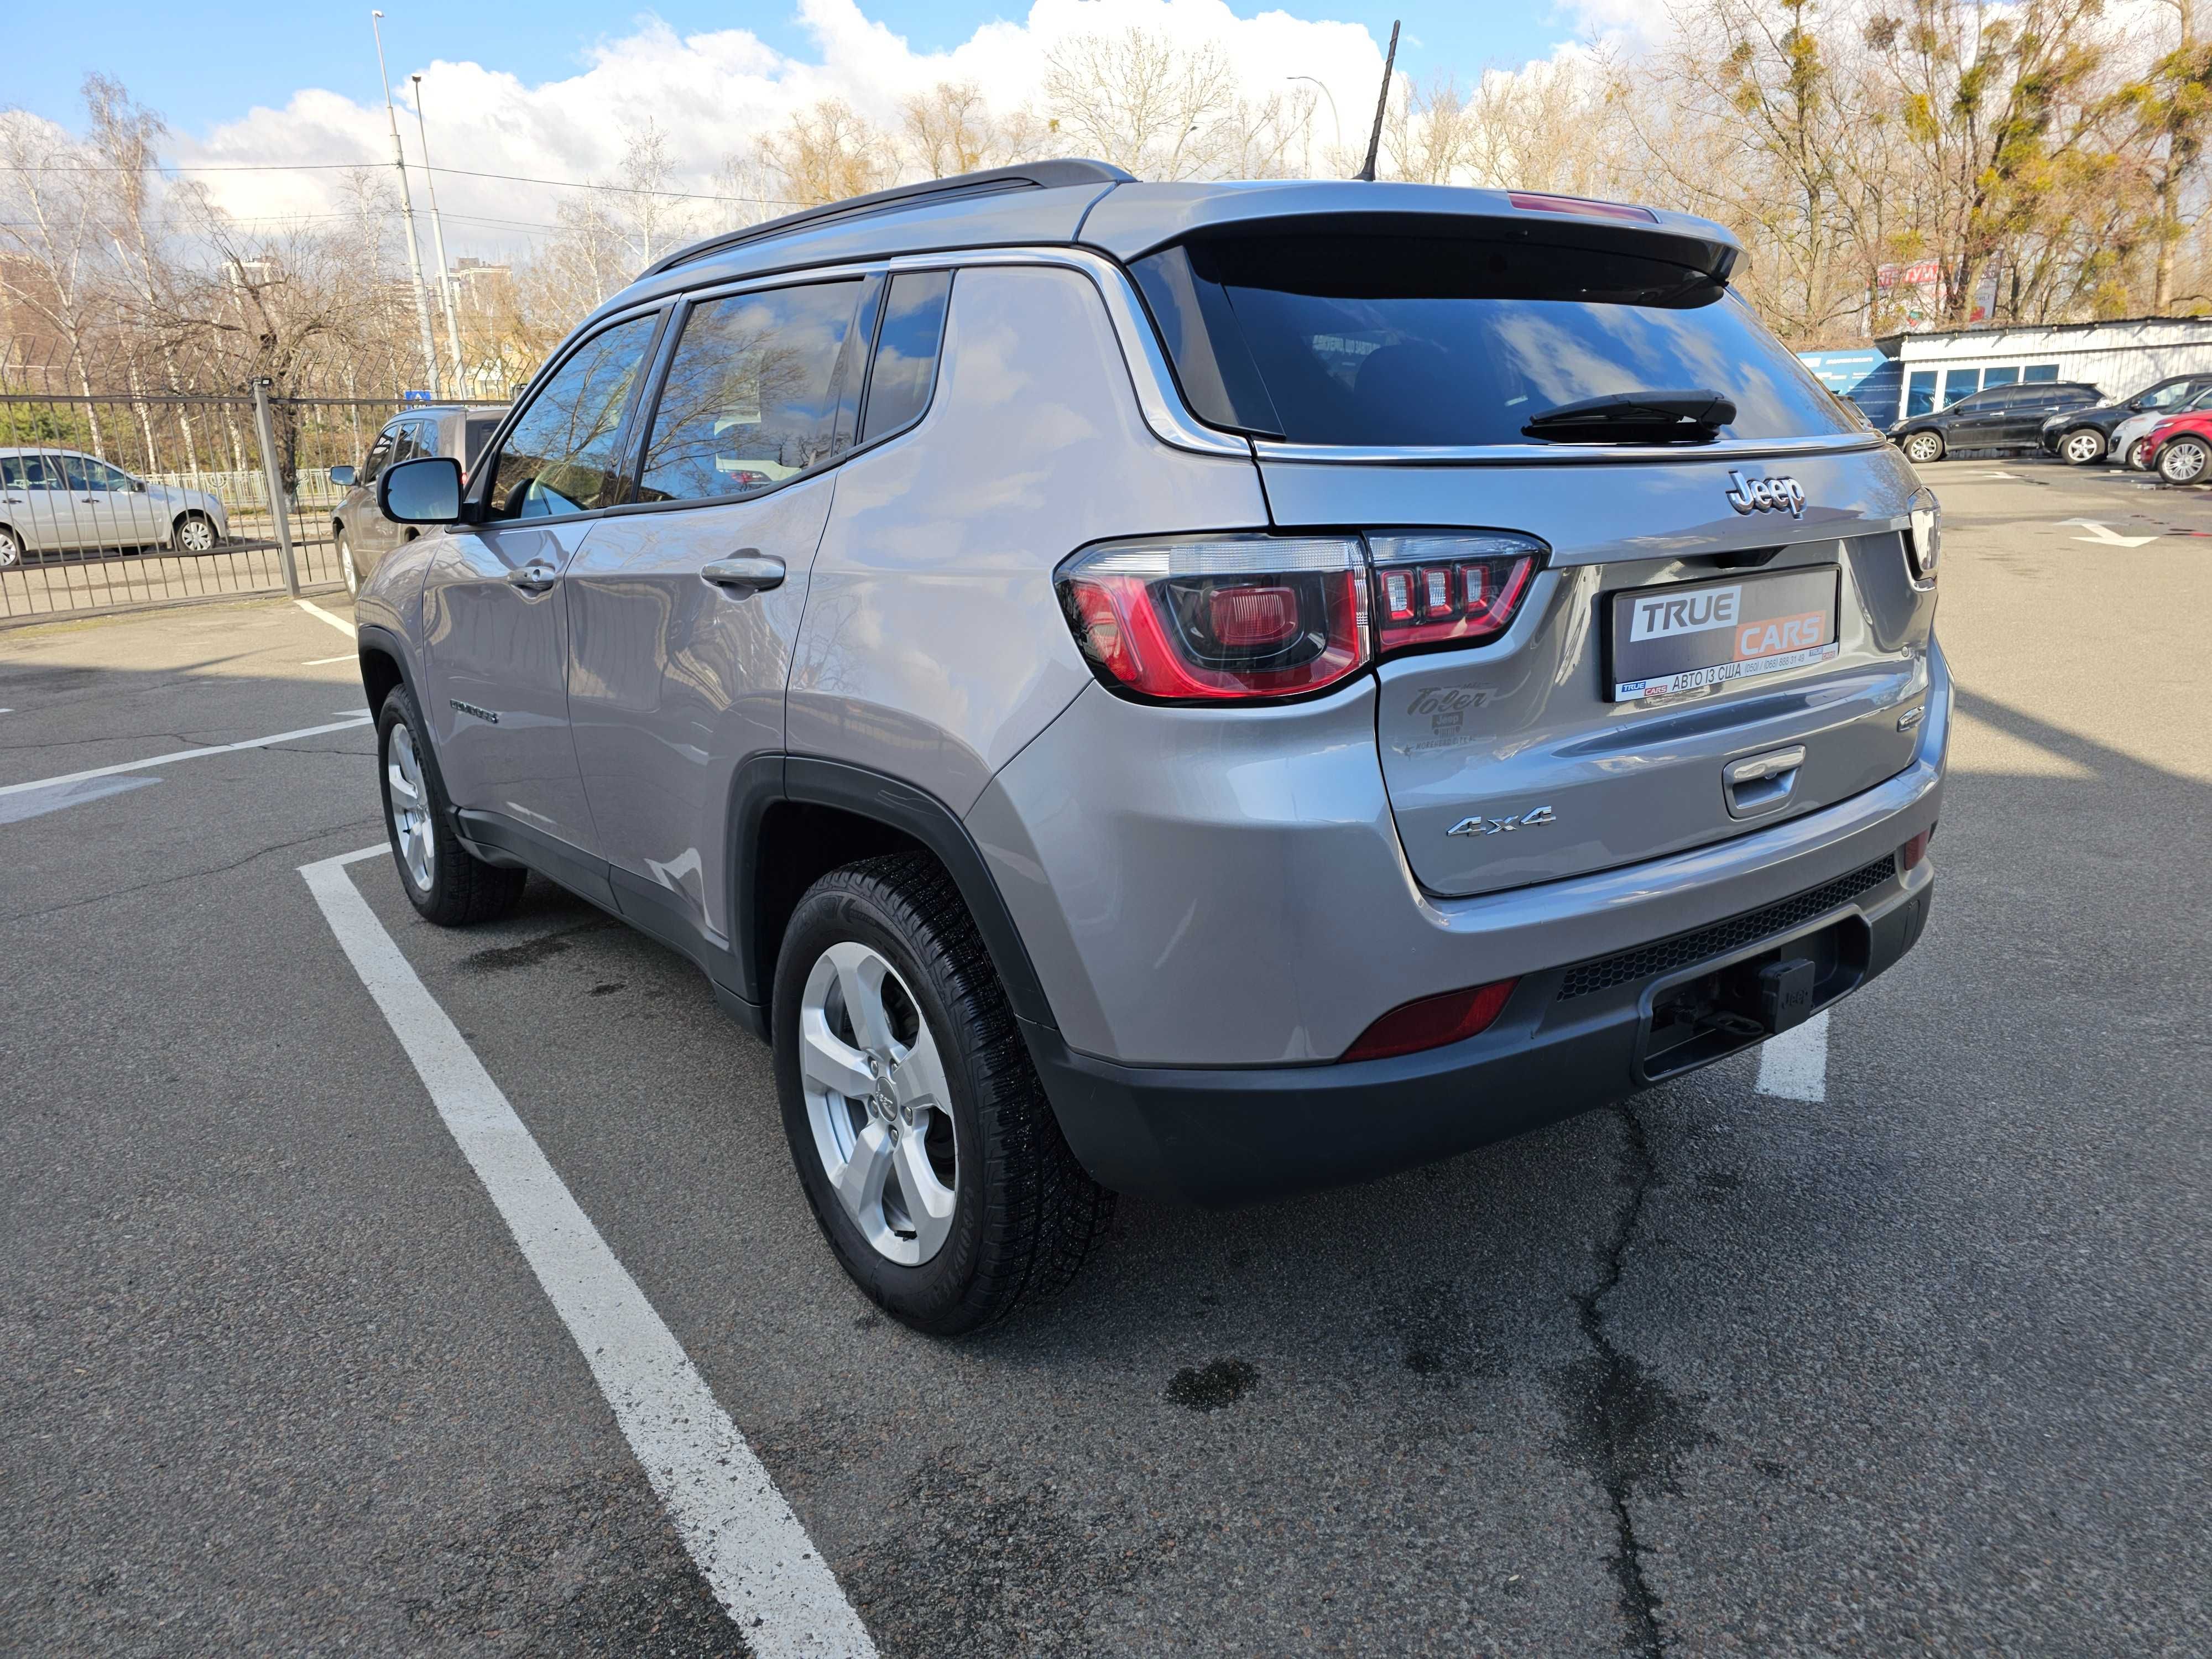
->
860;271;952;444
637;281;863;504
489;314;659;519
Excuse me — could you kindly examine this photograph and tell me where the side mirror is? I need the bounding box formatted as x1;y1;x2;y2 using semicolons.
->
379;455;463;524
329;465;357;488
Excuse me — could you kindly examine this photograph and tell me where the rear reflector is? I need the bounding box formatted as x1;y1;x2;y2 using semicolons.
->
1342;979;1518;1062
1507;191;1658;224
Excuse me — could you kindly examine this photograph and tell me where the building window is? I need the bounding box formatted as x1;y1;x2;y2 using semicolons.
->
1907;369;1938;418
1940;367;1981;406
2022;363;2060;382
1983;366;2020;388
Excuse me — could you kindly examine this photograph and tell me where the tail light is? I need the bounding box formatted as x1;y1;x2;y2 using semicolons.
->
1906;495;1939;583
1057;531;1543;705
1367;533;1542;656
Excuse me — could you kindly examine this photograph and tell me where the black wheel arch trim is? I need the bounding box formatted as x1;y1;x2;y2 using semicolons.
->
731;756;1060;1035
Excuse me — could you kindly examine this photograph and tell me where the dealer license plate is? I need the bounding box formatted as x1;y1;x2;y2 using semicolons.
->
1608;566;1841;702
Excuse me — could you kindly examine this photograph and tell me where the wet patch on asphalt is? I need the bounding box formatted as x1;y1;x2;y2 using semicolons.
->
845;1453;1157;1658
395;1469;748;1656
1165;1356;1258;1411
453;921;618;976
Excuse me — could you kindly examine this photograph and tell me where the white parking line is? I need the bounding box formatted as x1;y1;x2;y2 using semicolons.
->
295;598;356;638
0;714;374;799
302;654;356;666
299;848;876;1659
1756;1010;1830;1102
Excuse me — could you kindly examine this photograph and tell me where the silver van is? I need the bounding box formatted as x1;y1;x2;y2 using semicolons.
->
356;162;1947;1333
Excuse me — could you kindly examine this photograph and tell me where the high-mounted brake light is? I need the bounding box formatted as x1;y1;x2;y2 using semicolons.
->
1058;531;1545;704
1507;191;1658;224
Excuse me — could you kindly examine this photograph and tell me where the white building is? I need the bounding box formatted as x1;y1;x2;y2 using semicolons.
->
1881;315;2212;420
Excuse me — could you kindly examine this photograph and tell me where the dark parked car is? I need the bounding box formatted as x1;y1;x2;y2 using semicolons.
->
1887;380;2100;463
328;404;505;594
2038;372;2212;465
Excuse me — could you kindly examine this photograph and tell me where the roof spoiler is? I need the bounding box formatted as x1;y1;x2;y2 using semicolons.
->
641;159;1136;279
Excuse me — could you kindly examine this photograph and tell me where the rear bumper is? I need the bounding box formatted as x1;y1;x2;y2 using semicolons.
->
1032;855;1934;1206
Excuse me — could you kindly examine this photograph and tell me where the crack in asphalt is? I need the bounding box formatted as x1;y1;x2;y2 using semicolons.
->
1573;1099;1666;1658
0;817;382;925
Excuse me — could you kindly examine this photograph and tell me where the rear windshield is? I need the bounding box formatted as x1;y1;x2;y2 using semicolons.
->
464;416;502;468
1131;232;1855;446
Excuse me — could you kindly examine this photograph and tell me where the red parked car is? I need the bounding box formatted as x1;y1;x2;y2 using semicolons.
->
2141;410;2212;484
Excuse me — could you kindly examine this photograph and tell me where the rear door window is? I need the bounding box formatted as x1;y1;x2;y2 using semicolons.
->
1131;232;1854;446
636;280;864;503
463;416;501;469
859;271;952;444
488;313;659;519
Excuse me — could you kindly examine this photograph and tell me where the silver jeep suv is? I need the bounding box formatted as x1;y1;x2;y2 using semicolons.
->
358;161;1947;1334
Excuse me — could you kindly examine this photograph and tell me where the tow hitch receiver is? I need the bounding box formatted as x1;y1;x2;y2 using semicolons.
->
1640;923;1865;1081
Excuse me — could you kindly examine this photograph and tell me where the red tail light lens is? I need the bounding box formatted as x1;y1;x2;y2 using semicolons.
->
1057;531;1546;703
1057;536;1371;702
1366;533;1543;657
1342;978;1519;1062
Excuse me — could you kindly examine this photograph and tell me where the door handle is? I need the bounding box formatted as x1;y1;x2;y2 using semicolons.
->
700;552;785;593
504;560;557;592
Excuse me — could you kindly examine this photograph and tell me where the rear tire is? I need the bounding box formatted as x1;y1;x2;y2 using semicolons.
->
1903;430;1944;464
0;525;19;570
772;853;1114;1335
375;684;527;926
2158;435;2210;486
2058;427;2105;465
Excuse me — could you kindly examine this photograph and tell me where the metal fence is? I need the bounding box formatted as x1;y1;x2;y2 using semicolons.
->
0;388;494;623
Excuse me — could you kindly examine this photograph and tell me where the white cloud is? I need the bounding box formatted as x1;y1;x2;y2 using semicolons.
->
170;0;1394;254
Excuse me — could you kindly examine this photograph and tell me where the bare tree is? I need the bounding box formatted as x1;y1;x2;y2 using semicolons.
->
758;100;899;207
0;111;111;450
901;82;1052;177
1044;29;1241;180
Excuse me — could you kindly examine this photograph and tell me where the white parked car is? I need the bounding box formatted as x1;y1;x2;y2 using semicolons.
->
0;447;229;567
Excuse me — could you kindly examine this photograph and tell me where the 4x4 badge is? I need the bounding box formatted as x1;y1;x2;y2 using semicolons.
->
1448;805;1556;837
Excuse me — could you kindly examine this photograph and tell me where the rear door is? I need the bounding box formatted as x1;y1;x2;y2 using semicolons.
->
1135;225;1936;898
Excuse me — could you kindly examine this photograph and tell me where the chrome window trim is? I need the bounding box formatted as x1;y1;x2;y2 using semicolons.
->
1250;432;1889;466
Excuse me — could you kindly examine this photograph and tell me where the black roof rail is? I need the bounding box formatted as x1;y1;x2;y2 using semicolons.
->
641;159;1136;279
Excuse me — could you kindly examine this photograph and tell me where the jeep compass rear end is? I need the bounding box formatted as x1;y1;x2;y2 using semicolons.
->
359;166;1944;1332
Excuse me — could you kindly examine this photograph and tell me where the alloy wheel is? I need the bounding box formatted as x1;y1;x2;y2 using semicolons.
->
2062;430;2103;465
2163;439;2209;484
340;537;357;595
0;530;19;570
176;514;215;554
797;941;958;1267
1905;432;1942;463
386;721;435;890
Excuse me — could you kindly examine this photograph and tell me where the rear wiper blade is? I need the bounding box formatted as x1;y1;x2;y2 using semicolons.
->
1522;388;1736;442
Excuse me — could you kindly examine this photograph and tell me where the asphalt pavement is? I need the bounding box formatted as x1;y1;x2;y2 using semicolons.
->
2;458;2207;1657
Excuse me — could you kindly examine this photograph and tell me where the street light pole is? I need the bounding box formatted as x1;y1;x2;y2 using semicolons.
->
411;74;467;395
372;10;442;399
1288;76;1343;160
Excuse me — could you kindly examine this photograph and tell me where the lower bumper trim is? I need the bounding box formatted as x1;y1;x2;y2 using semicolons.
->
1026;869;1932;1207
